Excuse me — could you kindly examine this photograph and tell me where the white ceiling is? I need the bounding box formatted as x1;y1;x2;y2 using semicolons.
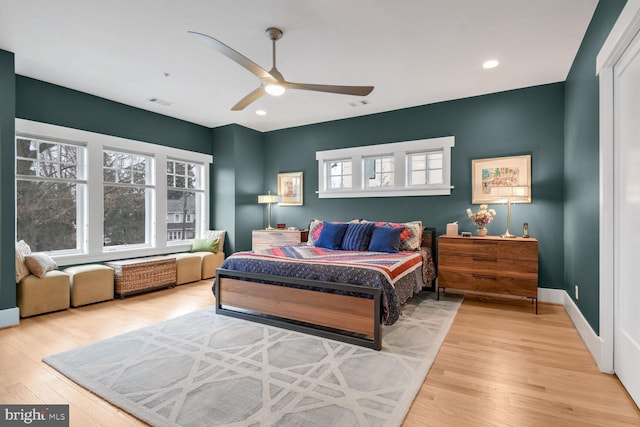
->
0;0;598;132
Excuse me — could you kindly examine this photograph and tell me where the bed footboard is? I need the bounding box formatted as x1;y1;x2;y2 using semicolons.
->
214;268;382;350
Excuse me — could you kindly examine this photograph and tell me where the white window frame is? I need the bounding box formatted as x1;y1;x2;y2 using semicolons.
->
15;135;87;254
316;136;454;198
166;158;205;246
16;118;212;265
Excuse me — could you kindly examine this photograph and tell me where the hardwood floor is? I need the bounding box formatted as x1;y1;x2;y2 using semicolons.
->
1;282;638;426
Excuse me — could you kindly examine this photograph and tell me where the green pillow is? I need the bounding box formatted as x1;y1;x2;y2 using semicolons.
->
191;238;219;253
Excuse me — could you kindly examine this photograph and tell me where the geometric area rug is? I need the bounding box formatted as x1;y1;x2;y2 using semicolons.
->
43;293;462;427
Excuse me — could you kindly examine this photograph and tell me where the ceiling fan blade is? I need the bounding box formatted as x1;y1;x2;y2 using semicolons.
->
286;82;374;96
188;31;271;80
231;87;266;111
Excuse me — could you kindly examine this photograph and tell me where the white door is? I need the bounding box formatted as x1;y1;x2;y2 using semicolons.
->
614;27;640;407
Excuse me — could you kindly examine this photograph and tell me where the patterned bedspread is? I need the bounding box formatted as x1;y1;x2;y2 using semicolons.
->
219;246;435;325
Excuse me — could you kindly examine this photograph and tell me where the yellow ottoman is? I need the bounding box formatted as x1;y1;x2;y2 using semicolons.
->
193;252;225;279
64;265;114;307
17;270;70;317
175;253;202;285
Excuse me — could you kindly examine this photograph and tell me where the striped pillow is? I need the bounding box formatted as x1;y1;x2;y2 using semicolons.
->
340;222;376;251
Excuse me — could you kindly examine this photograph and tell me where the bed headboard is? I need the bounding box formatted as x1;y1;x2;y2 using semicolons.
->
420;227;436;252
421;227;437;291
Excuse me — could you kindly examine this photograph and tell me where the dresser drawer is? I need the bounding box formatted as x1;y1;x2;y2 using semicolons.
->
439;239;498;257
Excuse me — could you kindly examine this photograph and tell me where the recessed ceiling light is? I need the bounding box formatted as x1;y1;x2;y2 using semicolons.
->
483;59;500;69
256;110;267;116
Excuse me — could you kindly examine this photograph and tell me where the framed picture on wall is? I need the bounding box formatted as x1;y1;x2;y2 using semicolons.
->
278;172;303;206
471;155;532;204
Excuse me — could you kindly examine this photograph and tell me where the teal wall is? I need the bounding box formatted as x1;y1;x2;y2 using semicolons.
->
263;84;565;289
0;50;16;311
16;77;212;154
211;124;264;253
564;0;627;334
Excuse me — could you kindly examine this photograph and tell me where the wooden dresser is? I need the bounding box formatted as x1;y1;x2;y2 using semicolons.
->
252;229;309;251
438;235;539;312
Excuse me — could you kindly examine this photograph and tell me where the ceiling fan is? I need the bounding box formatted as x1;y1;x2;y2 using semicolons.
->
188;27;374;111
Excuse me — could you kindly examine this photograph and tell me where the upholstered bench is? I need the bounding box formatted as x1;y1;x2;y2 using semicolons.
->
64;265;114;307
17;271;70;317
193;251;225;279
174;253;202;285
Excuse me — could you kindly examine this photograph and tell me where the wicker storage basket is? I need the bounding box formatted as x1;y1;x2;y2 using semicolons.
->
105;256;176;298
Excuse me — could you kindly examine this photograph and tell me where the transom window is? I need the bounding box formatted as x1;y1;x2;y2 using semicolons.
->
328;160;352;189
365;156;394;188
408;151;443;186
316;136;454;198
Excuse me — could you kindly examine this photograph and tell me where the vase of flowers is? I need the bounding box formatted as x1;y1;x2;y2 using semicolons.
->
466;204;497;236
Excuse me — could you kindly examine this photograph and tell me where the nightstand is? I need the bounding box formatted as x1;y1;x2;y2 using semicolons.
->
252;229;309;251
438;235;539;312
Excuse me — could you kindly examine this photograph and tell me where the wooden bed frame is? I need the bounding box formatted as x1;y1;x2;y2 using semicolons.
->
214;227;437;350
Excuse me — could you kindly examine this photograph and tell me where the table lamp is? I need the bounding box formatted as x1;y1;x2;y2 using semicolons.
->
258;191;280;230
497;186;530;238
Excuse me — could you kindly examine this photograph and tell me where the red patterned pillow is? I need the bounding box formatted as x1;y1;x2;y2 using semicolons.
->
307;219;324;246
364;220;422;251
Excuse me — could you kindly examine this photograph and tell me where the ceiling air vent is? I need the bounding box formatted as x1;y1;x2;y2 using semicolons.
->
348;99;371;108
147;97;173;107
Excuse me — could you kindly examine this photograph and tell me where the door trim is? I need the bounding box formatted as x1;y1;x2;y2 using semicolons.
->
597;0;640;373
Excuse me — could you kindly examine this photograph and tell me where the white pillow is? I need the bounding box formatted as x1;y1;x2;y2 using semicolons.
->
15;240;32;283
24;253;58;278
202;230;226;253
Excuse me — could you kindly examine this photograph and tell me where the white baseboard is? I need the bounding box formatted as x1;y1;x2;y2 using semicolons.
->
0;307;20;329
538;288;604;371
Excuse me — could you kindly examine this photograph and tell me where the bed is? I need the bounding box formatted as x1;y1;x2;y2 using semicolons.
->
213;222;437;350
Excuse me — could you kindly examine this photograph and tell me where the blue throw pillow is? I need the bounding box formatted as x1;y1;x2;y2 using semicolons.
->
340;222;376;251
315;222;349;250
368;226;403;253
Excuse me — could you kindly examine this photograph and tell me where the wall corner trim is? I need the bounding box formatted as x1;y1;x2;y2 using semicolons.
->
0;307;20;329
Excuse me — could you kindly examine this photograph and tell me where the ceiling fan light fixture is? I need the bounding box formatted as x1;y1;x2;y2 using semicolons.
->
265;83;285;96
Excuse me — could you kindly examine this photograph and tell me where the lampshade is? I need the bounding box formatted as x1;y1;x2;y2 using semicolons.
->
496;185;530;202
258;194;280;204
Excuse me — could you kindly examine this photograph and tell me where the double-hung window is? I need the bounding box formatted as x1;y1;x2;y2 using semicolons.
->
16;135;86;253
166;160;203;242
103;150;154;248
316;136;454;198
